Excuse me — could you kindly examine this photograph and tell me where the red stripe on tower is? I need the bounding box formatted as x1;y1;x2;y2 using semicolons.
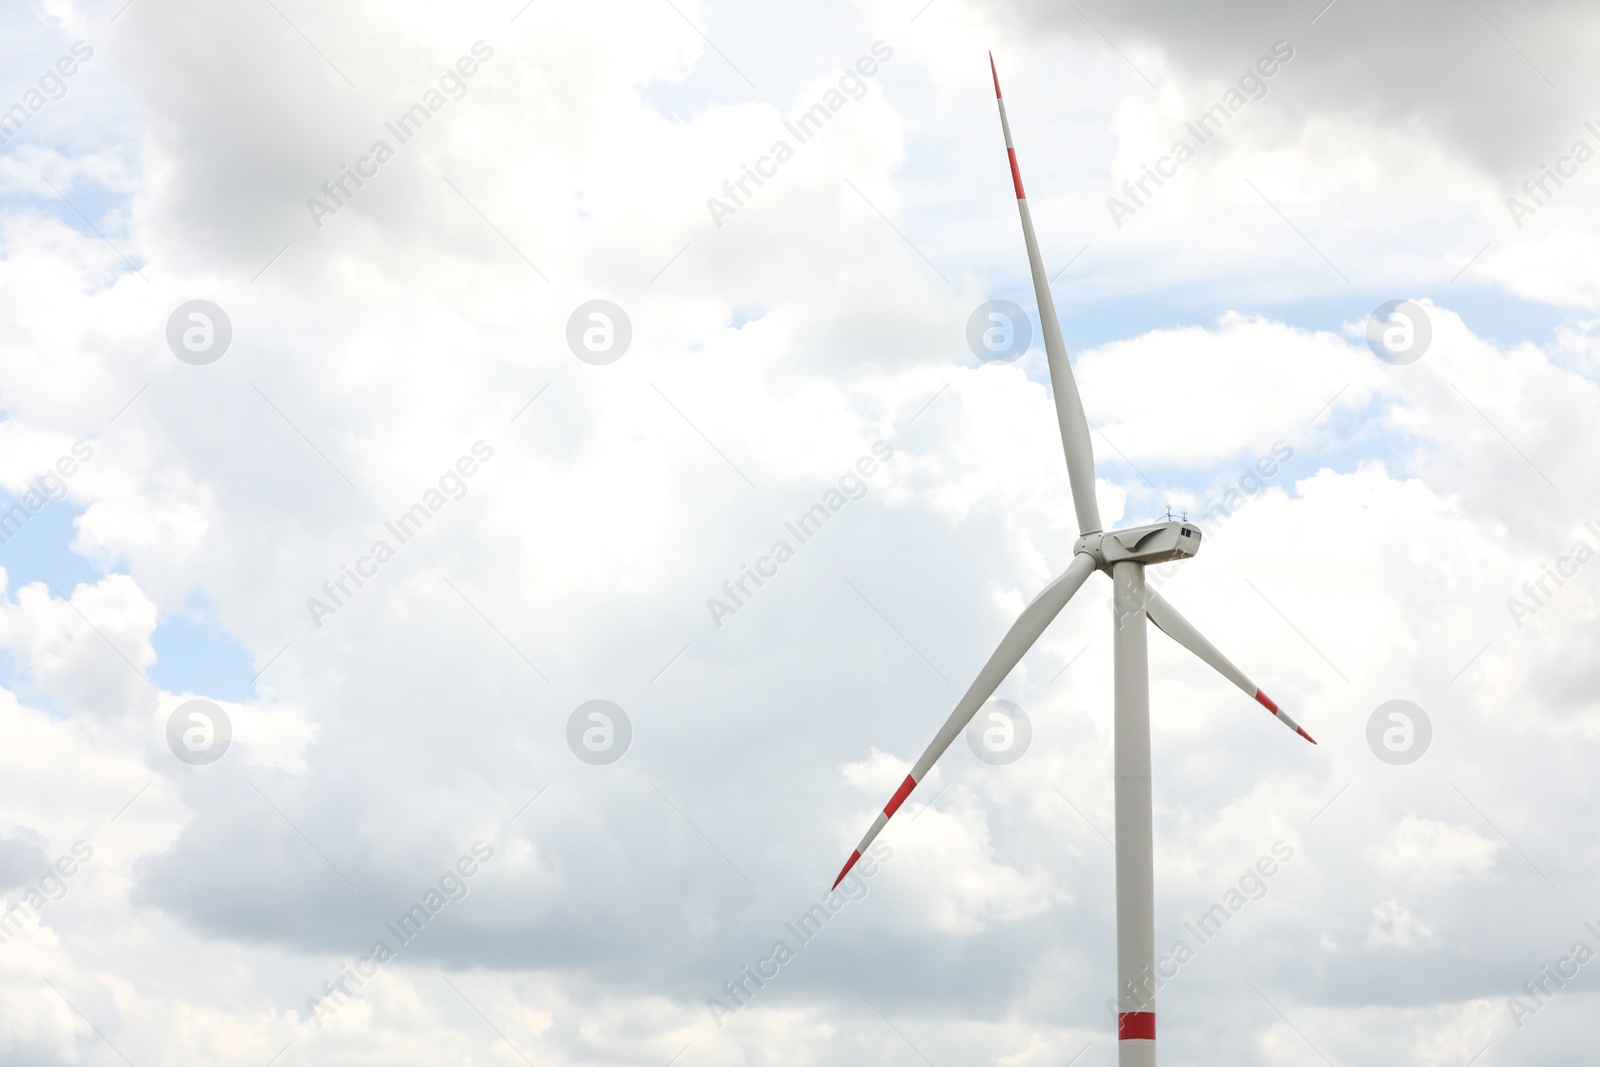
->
1118;1012;1156;1040
883;774;918;817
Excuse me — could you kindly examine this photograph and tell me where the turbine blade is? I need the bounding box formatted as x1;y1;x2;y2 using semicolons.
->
1142;587;1316;744
833;551;1099;887
990;54;1102;536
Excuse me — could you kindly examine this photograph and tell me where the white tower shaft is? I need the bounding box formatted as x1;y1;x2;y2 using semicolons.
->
1113;561;1156;1066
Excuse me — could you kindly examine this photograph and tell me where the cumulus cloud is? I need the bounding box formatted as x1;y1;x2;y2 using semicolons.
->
0;572;158;719
0;0;1597;1064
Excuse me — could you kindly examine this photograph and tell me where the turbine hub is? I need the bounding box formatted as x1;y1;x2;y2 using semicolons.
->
1074;520;1201;570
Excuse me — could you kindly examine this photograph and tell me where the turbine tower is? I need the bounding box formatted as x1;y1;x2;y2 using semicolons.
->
830;56;1316;1067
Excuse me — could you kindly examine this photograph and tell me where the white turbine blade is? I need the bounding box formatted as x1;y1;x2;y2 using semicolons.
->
832;552;1099;887
1142;587;1316;744
990;55;1102;536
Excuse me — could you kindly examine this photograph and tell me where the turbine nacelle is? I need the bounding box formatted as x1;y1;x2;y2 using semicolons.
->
1075;521;1202;569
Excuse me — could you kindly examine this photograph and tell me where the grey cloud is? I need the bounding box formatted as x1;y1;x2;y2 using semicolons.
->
1004;0;1597;183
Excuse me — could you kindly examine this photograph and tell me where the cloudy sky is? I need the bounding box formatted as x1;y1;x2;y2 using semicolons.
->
2;0;1599;1063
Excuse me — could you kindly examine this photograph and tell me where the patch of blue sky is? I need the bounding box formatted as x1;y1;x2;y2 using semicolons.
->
0;491;261;705
997;278;1581;356
0;494;99;596
148;609;259;703
0;6;61;70
950;281;1441;521
965;265;1578;426
0;492;98;709
728;305;765;329
3;179;138;252
1;11;142;242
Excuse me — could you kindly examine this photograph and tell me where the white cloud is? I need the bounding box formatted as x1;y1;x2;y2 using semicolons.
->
1365;897;1440;951
1373;815;1499;885
0;573;158;720
0;0;1598;1063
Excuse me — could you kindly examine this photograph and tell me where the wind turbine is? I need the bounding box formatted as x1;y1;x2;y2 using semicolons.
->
830;56;1316;1067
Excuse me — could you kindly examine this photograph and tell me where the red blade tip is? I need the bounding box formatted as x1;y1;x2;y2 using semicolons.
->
832;849;861;890
1297;726;1318;745
989;53;1002;99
